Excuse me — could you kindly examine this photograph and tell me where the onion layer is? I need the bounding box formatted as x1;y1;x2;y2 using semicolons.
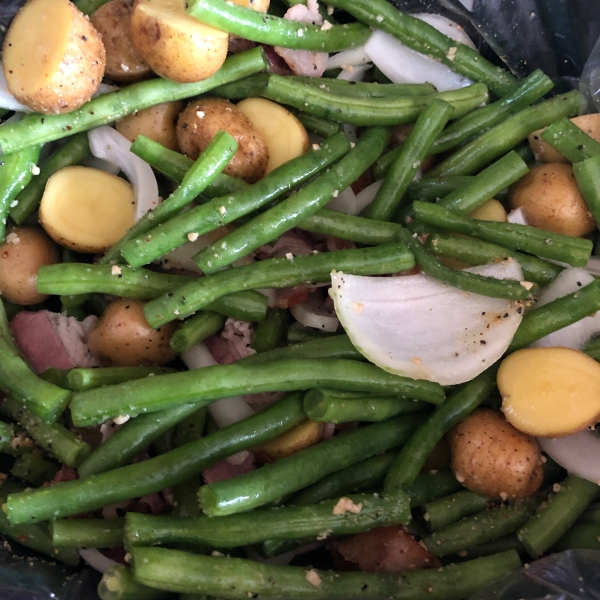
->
539;432;600;484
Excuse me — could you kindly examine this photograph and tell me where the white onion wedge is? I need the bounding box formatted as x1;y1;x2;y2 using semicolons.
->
539;432;600;484
506;207;529;225
79;548;119;573
337;63;372;82
530;268;600;350
331;262;524;385
290;293;339;332
585;256;600;276
326;47;370;70
414;14;476;49
326;185;357;214
88;126;159;221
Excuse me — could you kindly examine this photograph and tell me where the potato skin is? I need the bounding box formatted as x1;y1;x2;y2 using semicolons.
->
509;163;595;237
87;299;178;367
447;408;544;501
116;101;183;151
0;227;60;305
3;0;106;114
90;0;151;82
177;98;269;183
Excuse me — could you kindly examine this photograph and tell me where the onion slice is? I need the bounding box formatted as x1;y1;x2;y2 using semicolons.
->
506;207;529;225
326;47;370;70
530;267;600;350
79;548;119;573
539;432;600;484
290;293;339;332
331;261;524;385
88;126;160;221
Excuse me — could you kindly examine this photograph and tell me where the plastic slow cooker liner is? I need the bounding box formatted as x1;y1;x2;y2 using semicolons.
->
0;0;599;597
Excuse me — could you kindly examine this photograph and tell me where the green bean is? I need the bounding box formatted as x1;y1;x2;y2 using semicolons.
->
0;422;35;457
0;49;268;155
0;145;41;240
99;565;171;600
131;547;522;599
0;298;19;354
406;470;465;508
288;109;342;138
146;242;414;327
10;132;90;225
577;502;600;525
413;201;593;267
367;100;453;221
101;131;237;265
425;90;583;178
51;518;125;548
170;311;226;354
294;77;437;98
423;499;538;557
121;132;351;268
36;264;268;322
517;474;599;558
508;279;600;351
0;478;80;566
130;135;248;196
77;403;203;478
263;75;489;126
0;420;17;455
539;117;600;162
174;407;207;449
126;491;409;549
251;307;289;353
407;176;475;202
298;207;403;245
553;523;600;551
195;126;389;273
5;393;306;524
423;490;492;532
399;229;531;300
198;413;427;516
462;535;525;559
584;335;600;361
240;334;362;366
303;389;429;423
73;0;109;14
374;69;554;178
10;452;59;486
573;154;600;225
186;0;370;51
426;233;563;286
67;366;176;392
286;326;336;343
437;151;529;214
0;396;92;467
384;368;495;492
71;357;443;427
211;73;271;100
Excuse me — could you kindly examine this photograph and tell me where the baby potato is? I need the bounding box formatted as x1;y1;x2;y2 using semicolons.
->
116;101;184;151
469;199;507;222
237;98;309;175
0;227;59;305
90;0;151;82
498;347;600;438
177;98;269;183
131;0;228;83
3;0;105;114
447;408;543;501
229;0;270;10
529;114;600;163
39;166;135;253
254;419;323;463
88;299;178;367
509;163;595;237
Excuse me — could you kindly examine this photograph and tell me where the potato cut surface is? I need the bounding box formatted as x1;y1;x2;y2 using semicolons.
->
254;419;323;463
498;347;600;438
40;166;135;253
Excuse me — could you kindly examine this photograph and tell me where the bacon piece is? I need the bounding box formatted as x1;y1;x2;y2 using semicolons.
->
274;286;312;309
203;450;256;484
228;35;257;54
263;45;294;75
331;525;440;572
10;310;100;374
46;465;79;486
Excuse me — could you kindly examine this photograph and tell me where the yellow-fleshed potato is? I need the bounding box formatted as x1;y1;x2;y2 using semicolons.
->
447;408;543;501
90;0;151;82
498;347;600;438
229;0;270;11
469;199;507;222
528;114;600;163
237;98;310;175
0;227;59;305
130;0;228;83
177;98;269;183
509;163;595;237
116;101;184;152
39;166;135;253
254;420;323;463
88;299;178;367
3;0;105;114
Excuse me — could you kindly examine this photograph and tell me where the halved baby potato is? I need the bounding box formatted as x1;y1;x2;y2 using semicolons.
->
3;0;105;114
130;0;229;83
229;0;270;11
498;347;600;438
237;98;310;175
39;166;135;253
254;419;323;463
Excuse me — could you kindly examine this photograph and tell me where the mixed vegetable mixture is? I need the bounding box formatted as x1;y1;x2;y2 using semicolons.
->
0;0;599;598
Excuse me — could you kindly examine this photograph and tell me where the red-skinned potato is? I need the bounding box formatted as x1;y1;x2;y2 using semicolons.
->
447;408;544;501
88;299;178;366
0;227;60;305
